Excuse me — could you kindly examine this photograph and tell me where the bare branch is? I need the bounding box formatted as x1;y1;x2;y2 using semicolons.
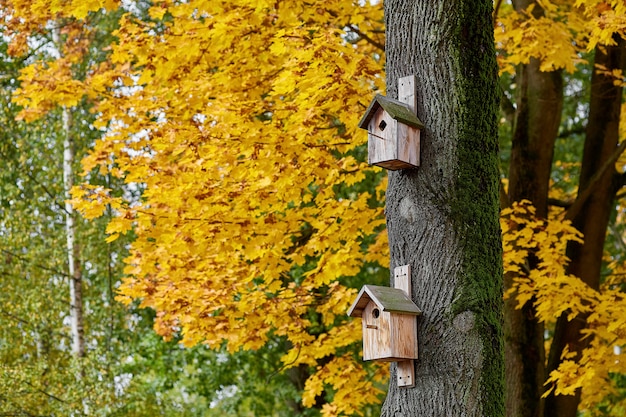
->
547;198;572;209
1;248;70;278
346;25;385;52
565;140;626;220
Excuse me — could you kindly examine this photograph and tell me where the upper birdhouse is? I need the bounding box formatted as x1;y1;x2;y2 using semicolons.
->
358;94;424;170
348;284;421;362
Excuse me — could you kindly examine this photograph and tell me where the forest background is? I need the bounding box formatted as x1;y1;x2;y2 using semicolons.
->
1;0;626;416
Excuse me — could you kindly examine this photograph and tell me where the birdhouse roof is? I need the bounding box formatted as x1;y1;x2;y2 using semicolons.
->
348;285;422;317
358;94;425;130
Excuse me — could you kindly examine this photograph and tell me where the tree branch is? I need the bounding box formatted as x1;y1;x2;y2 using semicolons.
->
547;197;572;209
494;0;504;28
0;309;72;340
565;140;626;220
499;179;510;209
558;126;586;139
1;248;70;278
0;147;69;216
499;84;516;125
346;25;385;52
617;170;626;189
21;379;67;404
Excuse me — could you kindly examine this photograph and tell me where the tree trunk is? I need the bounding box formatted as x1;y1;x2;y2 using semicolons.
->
53;26;85;359
381;1;503;416
505;3;564;417
62;106;85;359
544;39;625;417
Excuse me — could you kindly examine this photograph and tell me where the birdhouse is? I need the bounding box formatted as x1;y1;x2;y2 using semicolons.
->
348;284;421;361
358;93;424;170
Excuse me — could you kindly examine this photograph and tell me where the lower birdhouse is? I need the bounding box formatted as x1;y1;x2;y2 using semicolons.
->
348;285;421;361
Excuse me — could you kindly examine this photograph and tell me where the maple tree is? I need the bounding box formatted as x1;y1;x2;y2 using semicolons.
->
0;5;248;416
3;0;390;414
0;28;264;417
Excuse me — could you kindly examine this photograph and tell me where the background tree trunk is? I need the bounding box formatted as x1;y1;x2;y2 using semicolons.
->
380;1;503;416
52;26;85;360
544;39;626;417
62;105;85;359
505;4;564;417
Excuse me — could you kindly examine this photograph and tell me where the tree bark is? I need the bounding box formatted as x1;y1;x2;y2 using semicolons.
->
381;1;503;416
508;0;563;217
62;105;85;359
505;3;564;417
544;39;625;417
52;26;85;360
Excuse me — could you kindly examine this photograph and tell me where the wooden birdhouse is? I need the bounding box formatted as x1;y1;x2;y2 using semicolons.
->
347;265;421;387
348;284;421;361
358;76;424;170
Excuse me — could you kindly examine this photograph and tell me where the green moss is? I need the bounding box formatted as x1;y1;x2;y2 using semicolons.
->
448;1;505;416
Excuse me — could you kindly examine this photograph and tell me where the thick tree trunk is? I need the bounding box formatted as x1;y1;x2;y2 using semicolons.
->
508;61;563;216
505;3;564;416
381;1;503;416
544;40;625;417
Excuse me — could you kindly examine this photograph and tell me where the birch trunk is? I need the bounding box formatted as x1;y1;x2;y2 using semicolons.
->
62;106;85;358
53;26;85;359
380;1;503;416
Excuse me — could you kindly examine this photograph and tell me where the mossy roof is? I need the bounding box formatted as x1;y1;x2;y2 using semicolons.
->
347;285;422;317
358;94;425;130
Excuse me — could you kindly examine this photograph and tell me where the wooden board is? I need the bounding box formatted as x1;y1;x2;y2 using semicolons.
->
394;264;416;388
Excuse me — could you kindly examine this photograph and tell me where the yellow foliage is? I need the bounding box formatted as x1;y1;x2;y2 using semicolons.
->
495;0;626;75
495;1;586;74
303;354;386;416
503;201;626;411
8;0;388;413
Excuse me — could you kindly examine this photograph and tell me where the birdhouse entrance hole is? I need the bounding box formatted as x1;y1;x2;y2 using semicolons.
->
372;308;380;318
378;120;387;131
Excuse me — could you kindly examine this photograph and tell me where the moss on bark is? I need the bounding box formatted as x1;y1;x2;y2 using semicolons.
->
449;1;504;416
381;1;504;415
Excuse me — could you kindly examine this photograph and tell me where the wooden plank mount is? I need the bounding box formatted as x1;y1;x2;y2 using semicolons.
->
394;265;416;388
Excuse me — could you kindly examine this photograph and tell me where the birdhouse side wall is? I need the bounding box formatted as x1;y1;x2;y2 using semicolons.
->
367;110;397;166
390;313;419;360
396;123;420;168
362;302;392;361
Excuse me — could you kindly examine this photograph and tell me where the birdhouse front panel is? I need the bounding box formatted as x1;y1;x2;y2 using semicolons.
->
362;300;392;361
396;123;420;169
390;313;419;360
367;109;398;167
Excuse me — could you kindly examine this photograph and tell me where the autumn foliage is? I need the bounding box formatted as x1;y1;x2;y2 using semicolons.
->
5;0;389;414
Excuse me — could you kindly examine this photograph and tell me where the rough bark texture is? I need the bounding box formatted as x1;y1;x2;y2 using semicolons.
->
544;39;625;417
381;1;503;416
508;61;563;217
505;3;564;416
